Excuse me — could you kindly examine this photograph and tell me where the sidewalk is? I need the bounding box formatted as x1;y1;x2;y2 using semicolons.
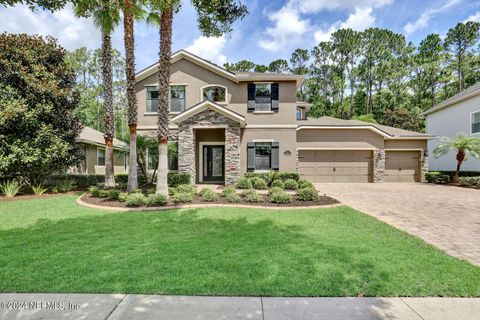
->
1;294;480;320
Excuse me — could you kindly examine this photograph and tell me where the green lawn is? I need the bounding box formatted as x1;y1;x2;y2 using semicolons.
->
0;194;478;297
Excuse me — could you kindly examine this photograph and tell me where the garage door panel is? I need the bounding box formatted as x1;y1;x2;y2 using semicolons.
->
298;150;372;183
385;151;419;183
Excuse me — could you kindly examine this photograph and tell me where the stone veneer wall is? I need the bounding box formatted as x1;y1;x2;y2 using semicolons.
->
373;149;385;183
420;153;428;182
177;109;241;185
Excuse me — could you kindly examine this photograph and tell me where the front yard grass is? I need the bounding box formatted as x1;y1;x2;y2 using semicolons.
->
0;194;478;296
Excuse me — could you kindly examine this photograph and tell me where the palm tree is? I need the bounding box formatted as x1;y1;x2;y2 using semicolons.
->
122;0;144;192
74;0;120;188
147;0;247;195
434;133;480;181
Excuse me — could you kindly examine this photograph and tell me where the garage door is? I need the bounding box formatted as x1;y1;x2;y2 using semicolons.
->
298;150;372;183
385;151;420;182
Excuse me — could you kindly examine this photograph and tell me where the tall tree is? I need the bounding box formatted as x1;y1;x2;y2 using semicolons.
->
74;0;120;188
268;59;289;73
223;59;255;72
254;64;267;73
0;0;67;10
289;48;309;75
416;33;444;108
445;21;480;92
147;0;247;195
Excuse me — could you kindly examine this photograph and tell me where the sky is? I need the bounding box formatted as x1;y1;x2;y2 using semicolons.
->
1;0;480;72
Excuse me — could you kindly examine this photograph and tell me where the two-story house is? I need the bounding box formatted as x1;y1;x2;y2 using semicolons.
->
135;50;432;185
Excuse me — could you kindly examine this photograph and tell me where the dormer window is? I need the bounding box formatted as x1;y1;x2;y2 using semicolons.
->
202;85;227;104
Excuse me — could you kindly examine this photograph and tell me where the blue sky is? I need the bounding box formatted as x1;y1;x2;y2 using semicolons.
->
1;0;480;71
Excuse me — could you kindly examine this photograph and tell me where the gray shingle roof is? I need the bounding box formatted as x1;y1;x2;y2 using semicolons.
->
297;116;433;138
77;126;129;150
423;82;480;116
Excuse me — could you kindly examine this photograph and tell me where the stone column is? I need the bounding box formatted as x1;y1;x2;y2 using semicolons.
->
420;151;428;182
373;149;385;183
178;125;196;184
225;124;241;186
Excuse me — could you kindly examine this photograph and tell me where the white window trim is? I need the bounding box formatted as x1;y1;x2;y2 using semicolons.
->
198;142;225;183
200;84;228;105
471;109;480;135
96;147;105;167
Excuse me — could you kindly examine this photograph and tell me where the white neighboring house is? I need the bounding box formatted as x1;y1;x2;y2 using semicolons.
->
424;82;480;171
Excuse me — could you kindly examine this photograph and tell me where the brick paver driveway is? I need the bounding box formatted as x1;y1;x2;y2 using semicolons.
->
317;183;480;266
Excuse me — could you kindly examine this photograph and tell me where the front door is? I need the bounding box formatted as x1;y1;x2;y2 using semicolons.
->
202;145;225;182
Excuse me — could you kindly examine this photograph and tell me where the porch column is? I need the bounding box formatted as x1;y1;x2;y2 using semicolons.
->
178;125;196;184
373;148;385;183
225;124;241;186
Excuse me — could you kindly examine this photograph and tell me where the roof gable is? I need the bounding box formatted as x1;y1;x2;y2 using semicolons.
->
171;100;246;127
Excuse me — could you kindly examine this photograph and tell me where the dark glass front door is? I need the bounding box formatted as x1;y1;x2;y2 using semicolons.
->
203;145;225;182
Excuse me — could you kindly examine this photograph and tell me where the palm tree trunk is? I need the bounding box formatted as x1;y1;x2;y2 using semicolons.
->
102;29;116;188
454;151;465;182
156;7;173;196
124;0;138;192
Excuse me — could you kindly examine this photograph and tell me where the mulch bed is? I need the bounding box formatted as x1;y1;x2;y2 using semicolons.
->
0;192;78;202
81;193;339;209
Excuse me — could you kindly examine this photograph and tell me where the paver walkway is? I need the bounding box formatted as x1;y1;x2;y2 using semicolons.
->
317;183;480;265
1;294;479;320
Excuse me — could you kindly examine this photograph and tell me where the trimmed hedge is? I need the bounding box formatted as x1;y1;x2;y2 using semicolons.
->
458;176;480;187
168;172;191;187
425;172;451;184
275;172;300;182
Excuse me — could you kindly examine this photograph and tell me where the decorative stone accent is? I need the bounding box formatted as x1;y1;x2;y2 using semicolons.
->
420;152;428;182
373;149;385;183
177;109;241;185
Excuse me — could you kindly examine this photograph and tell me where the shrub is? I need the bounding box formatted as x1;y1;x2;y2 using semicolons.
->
98;189;110;198
173;192;193;203
146;188;155;195
31;184;48;195
268;186;284;197
271;179;285;189
244;172;268;182
284;179;298;190
242;189;262;203
88;186;100;197
201;189;218;202
0;180;23;197
55;179;76;192
458;176;480;187
425;171;451;184
118;192;129;202
252;177;268;190
107;189;121;200
225;192;241;203
168;187;176;195
146;193;168;206
168;172;191;187
221;187;237;197
297;188;319;202
275;172;300;182
237;177;253;189
198;188;210;196
175;184;196;196
270;191;292;204
125;193;147;207
298;179;314;189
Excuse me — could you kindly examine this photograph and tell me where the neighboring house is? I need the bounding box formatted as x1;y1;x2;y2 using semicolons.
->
135;50;432;184
424;82;480;172
70;126;129;175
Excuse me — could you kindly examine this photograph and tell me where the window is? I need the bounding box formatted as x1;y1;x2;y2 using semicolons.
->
170;85;186;113
146;141;178;171
97;148;105;166
296;108;304;120
255;83;272;111
146;85;186;113
472;111;480;134
255;142;271;170
146;86;159;112
202;86;226;103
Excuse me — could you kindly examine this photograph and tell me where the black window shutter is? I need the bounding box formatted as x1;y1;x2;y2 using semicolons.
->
247;83;256;112
271;83;279;111
247;142;255;171
271;142;279;171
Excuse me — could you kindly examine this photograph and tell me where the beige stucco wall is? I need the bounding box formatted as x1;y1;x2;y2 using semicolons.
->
384;139;427;150
80;143;127;174
240;128;297;174
296;129;385;150
136;58;298;129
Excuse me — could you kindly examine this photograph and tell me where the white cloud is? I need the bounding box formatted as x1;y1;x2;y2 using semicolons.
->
404;0;461;35
186;36;227;65
314;7;376;43
464;11;480;23
294;0;392;13
0;4;124;52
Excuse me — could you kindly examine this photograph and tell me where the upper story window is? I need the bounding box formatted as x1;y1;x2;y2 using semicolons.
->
146;85;186;113
202;85;226;104
97;148;105;166
472;111;480;134
247;83;279;112
296;108;304;120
